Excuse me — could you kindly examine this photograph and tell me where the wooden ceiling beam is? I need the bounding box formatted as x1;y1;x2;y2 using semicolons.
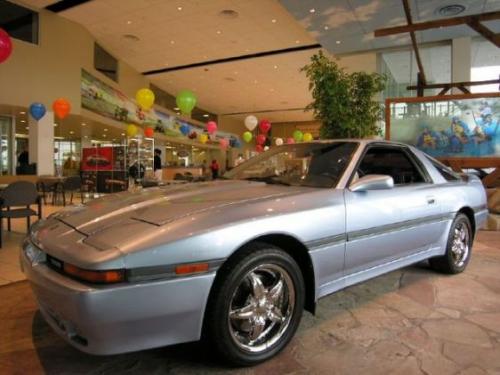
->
374;10;500;37
402;0;426;84
407;78;500;90
467;18;500;48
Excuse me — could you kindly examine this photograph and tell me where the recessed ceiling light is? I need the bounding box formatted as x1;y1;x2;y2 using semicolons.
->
25;126;29;130
84;135;89;138
170;40;175;44
126;20;132;25
104;128;108;131
295;40;300;44
121;133;125;136
271;19;277;23
177;6;182;11
174;107;179;111
324;25;329;30
203;114;209;117
53;123;58;127
20;120;26;123
309;8;316;13
274;65;278;69
103;134;106;137
69;131;74;134
216;30;222;34
19;111;26;115
254;79;258;84
81;122;86;126
176;112;181;115
336;40;341;44
123;34;140;42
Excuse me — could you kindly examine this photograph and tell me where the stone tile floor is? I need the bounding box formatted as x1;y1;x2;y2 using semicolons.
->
0;223;498;374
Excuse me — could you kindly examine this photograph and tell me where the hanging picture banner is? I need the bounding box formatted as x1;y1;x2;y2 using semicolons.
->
81;69;239;143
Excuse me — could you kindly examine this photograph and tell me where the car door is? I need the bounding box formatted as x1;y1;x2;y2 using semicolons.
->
343;144;444;276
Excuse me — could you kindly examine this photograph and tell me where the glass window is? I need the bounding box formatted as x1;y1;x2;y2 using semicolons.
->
425;155;461;182
224;142;358;188
381;44;451;99
356;147;425;185
471;38;500;93
94;43;118;82
0;1;39;44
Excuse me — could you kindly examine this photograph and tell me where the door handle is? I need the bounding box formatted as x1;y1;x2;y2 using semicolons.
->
426;196;436;205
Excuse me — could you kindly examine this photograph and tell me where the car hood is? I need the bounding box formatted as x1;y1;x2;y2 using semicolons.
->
56;180;309;236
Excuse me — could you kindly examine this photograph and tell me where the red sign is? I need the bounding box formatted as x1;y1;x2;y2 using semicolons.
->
81;147;113;171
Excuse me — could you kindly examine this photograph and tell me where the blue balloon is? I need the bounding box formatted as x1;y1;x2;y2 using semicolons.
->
29;103;46;121
180;123;191;136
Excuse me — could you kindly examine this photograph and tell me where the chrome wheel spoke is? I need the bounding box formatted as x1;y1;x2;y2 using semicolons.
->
249;317;266;341
230;301;256;320
268;307;284;323
249;272;266;300
268;277;284;304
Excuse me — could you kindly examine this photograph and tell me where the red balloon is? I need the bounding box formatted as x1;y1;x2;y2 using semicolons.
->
286;137;295;144
256;134;266;145
0;28;13;64
144;127;154;137
259;119;271;134
52;98;71;119
206;121;217;134
255;144;264;153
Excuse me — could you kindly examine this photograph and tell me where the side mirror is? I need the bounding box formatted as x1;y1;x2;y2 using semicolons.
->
349;174;394;192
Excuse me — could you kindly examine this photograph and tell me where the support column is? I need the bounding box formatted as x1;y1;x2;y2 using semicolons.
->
29;111;54;176
451;37;471;94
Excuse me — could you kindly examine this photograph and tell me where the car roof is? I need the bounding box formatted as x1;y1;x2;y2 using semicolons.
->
306;139;410;148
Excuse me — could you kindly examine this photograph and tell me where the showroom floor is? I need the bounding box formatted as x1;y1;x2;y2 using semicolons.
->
0;207;499;374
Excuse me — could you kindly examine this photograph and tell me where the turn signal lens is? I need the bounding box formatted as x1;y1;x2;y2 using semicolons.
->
63;263;125;283
175;263;209;275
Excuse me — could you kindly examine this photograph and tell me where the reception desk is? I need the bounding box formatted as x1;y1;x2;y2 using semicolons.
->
161;167;203;180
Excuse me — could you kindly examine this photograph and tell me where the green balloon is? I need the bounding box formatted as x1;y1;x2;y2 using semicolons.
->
293;130;304;142
176;90;197;115
243;131;253;143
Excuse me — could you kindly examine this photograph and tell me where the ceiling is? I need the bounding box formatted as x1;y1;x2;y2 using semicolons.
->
280;0;500;54
17;0;500;124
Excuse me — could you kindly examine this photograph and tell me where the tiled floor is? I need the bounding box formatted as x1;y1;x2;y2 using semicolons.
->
0;223;499;373
0;201;77;285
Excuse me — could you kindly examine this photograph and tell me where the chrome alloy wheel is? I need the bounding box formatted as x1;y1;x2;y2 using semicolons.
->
451;222;470;267
228;264;295;353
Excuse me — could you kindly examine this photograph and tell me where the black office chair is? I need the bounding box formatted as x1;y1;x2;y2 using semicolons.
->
0;181;42;248
53;176;84;206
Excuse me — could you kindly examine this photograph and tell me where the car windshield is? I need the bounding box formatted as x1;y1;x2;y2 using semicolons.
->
224;142;358;188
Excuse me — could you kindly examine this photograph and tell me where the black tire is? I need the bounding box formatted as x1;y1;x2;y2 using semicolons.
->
204;243;305;366
429;213;472;274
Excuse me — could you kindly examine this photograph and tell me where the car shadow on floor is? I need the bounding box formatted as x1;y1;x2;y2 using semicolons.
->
30;261;437;373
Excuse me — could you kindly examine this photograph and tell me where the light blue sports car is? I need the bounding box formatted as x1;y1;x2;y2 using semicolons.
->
22;139;487;365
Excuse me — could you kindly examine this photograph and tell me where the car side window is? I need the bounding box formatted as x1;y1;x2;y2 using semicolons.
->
425;156;461;182
357;147;425;185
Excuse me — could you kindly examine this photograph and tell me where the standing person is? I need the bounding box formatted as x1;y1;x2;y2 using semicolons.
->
210;159;219;180
154;148;162;180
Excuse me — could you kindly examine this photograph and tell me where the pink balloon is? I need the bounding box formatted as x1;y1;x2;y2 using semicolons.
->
0;28;13;64
259;119;271;134
206;121;217;134
255;144;264;153
286;137;295;144
256;134;266;145
219;138;229;149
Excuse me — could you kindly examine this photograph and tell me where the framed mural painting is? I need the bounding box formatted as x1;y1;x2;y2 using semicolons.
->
385;93;500;160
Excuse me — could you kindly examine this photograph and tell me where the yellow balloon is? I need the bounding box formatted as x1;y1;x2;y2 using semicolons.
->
136;88;155;110
126;124;138;137
199;133;208;144
303;132;313;142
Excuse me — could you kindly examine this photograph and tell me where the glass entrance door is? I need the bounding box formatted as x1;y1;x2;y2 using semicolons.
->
0;116;14;175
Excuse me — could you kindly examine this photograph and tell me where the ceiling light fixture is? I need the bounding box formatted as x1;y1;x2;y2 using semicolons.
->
295;40;300;44
271;19;277;23
216;30;222;34
70;131;74;134
126;20;132;25
25;126;29;130
19;111;26;115
309;8;316;13
103;134;107;137
81;122;86;126
274;65;278;69
174;107;179;111
123;34;140;42
53;123;58;127
336;40;341;44
219;9;239;19
177;6;182;11
324;25;329;30
203;114;209;117
170;40;175;44
20;120;26;123
104;128;108;131
121;133;125;136
437;4;466;17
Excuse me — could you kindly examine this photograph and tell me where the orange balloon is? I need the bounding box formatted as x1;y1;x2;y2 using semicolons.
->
144;127;154;138
52;98;71;119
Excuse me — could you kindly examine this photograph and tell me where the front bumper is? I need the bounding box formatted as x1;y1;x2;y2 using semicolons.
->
21;241;215;355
